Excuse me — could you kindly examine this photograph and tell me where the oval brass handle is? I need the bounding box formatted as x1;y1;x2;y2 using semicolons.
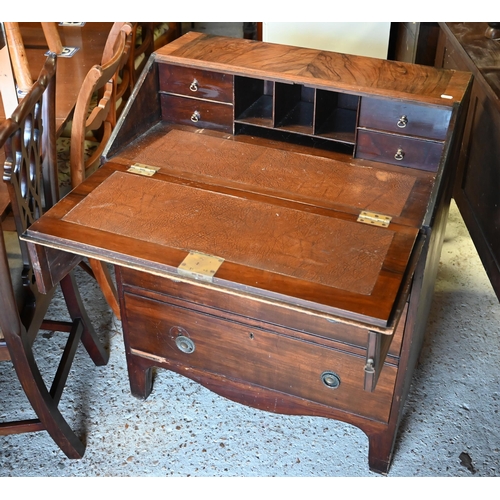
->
191;110;201;123
394;148;405;161
189;80;199;92
321;371;341;389
175;335;195;354
397;115;408;128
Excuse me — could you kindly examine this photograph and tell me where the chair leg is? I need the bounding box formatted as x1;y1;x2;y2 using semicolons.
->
59;272;109;366
88;258;121;320
6;322;86;458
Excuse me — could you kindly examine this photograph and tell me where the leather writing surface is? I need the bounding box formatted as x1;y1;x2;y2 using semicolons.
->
63;171;394;295
119;129;418;218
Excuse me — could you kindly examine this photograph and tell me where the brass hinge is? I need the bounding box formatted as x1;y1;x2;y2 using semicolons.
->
127;163;160;176
178;250;225;283
357;211;392;228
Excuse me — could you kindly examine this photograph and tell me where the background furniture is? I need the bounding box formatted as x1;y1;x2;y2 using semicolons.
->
391;22;500;304
0;22;113;225
0;54;108;457
22;33;471;474
56;22;133;320
433;23;500;303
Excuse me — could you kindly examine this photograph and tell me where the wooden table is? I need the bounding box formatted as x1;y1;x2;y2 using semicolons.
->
1;22;112;220
22;33;471;474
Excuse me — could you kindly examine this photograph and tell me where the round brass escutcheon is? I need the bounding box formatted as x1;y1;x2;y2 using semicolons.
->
397;115;408;128
191;110;201;123
175;335;195;354
394;148;405;161
321;371;341;389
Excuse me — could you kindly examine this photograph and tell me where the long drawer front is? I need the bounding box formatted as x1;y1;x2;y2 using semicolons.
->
123;291;398;423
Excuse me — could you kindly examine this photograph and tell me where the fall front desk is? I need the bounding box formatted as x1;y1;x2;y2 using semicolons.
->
22;33;471;474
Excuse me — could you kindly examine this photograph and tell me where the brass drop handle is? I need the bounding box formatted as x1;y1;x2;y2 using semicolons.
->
191;110;201;123
394;148;405;161
189;79;199;92
321;371;341;389
175;335;195;354
364;358;375;374
397;115;408;128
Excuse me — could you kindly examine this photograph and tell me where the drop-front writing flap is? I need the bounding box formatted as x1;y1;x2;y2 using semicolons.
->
50;167;419;328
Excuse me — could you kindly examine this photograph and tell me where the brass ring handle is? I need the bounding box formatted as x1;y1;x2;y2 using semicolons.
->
397;115;408;128
189;80;199;92
394;148;405;161
321;371;341;389
175;335;195;354
191;110;201;123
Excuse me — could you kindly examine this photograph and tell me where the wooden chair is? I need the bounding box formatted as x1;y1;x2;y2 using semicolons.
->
56;23;133;320
69;22;132;189
0;53;109;458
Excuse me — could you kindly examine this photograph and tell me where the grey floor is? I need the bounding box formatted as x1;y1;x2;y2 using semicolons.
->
1;200;499;478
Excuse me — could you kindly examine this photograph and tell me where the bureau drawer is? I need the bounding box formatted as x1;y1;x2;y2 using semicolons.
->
118;267;405;360
356;129;445;172
158;64;233;103
160;94;233;133
123;292;397;422
358;97;452;140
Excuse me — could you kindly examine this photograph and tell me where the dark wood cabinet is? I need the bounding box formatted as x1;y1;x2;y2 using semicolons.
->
22;32;471;474
434;23;500;302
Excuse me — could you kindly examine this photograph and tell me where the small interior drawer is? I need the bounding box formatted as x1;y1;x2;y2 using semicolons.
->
158;64;233;103
358;97;452;141
356;129;445;171
160;94;233;133
123;292;397;422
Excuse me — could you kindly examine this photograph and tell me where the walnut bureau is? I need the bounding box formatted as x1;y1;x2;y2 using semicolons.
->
22;33;471;474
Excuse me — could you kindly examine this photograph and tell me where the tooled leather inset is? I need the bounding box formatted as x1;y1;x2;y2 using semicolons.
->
63;171;394;295
124;129;417;217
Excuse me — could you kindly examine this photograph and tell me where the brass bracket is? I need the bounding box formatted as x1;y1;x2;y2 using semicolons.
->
178;250;224;283
357;211;392;228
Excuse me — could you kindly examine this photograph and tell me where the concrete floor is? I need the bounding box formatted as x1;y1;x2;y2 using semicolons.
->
1;200;499;478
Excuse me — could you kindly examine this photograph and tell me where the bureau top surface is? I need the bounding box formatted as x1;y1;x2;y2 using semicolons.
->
155;32;471;106
24;126;432;331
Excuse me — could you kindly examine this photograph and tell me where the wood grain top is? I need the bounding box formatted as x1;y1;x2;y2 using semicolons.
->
156;32;471;107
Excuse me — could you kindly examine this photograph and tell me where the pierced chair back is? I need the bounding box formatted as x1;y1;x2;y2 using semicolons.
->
0;52;109;458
